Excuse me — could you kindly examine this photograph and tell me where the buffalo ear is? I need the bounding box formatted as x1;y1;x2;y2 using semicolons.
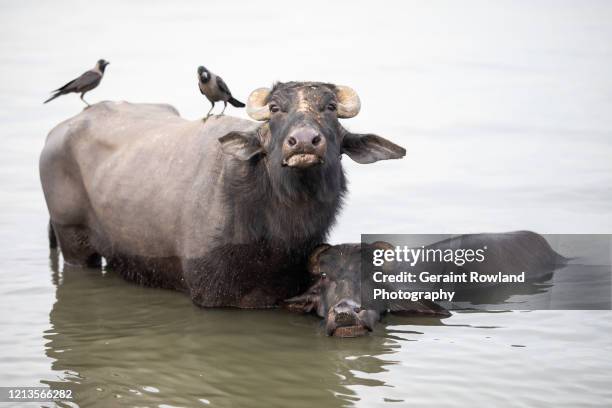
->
218;131;264;161
342;133;406;164
284;292;321;315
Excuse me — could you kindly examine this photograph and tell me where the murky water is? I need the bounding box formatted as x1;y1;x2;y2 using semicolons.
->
1;1;612;407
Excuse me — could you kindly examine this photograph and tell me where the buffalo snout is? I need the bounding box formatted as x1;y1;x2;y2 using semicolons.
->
282;127;327;169
326;299;376;338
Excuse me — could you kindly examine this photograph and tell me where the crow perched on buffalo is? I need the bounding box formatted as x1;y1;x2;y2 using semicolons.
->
44;59;110;106
197;65;245;117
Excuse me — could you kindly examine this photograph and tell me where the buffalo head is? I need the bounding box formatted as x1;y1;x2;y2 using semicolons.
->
285;243;450;337
218;82;406;171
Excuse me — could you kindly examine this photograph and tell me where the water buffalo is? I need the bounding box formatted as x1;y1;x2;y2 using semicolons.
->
40;82;406;308
285;231;566;337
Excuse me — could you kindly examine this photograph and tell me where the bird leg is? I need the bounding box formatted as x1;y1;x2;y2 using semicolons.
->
80;93;91;108
206;102;215;118
219;101;228;116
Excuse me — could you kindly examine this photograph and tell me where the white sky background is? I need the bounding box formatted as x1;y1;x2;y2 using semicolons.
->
0;0;611;243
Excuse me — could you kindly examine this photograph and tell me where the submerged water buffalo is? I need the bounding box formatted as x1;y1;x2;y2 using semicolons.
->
40;82;405;308
285;231;567;337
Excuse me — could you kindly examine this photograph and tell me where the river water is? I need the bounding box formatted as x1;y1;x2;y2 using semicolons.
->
1;1;611;407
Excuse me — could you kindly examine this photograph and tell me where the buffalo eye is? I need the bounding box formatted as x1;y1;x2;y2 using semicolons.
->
320;272;327;279
269;103;280;113
326;103;337;112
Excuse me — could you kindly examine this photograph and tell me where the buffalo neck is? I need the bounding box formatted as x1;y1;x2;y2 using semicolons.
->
221;139;347;252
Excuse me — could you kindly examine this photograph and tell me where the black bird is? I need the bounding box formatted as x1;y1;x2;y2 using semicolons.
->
44;59;110;106
197;66;245;117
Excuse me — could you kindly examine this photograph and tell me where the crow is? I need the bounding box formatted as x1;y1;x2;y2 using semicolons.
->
44;59;110;106
197;66;245;117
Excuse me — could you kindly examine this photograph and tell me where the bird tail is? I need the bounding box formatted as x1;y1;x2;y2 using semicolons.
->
44;92;62;104
228;97;245;108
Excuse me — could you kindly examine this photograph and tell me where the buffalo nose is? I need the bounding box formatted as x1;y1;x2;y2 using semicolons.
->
332;299;361;315
285;128;323;150
330;299;361;327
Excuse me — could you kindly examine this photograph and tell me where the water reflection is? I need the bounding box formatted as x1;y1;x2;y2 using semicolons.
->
41;231;612;406
37;239;612;408
43;250;416;407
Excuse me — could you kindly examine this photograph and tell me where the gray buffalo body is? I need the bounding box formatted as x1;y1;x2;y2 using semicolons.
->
40;87;406;309
41;102;273;304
